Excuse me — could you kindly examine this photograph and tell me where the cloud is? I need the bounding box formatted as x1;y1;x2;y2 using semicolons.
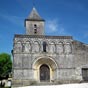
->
45;19;66;35
46;19;58;32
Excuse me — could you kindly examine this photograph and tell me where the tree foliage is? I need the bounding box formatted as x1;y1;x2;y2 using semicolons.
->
0;53;12;79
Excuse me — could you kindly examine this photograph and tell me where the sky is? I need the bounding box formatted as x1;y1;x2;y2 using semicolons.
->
0;0;88;54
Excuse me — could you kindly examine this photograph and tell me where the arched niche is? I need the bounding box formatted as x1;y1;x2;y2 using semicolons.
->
56;42;63;54
33;41;40;53
14;41;22;52
49;42;56;53
64;42;72;54
25;41;31;52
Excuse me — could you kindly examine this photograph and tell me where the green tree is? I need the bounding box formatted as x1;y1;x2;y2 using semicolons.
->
0;53;12;79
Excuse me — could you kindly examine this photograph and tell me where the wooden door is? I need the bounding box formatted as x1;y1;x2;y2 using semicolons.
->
40;64;50;82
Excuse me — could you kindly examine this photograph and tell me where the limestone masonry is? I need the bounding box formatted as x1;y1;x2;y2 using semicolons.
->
12;7;88;87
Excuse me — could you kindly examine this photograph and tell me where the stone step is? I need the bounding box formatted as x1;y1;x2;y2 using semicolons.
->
36;82;56;85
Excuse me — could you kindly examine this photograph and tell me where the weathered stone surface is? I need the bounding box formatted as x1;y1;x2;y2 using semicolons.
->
12;7;88;87
13;35;88;86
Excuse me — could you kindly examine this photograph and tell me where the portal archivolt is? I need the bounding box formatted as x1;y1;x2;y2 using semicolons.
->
33;57;57;82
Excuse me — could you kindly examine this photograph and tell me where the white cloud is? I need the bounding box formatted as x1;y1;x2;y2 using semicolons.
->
46;19;58;32
45;19;66;35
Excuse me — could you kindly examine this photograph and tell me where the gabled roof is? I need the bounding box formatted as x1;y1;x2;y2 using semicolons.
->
27;7;44;21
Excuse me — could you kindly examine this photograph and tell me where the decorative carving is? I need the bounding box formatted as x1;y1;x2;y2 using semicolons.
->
50;42;56;53
14;41;22;53
64;43;72;54
56;42;63;54
33;41;40;53
25;41;31;52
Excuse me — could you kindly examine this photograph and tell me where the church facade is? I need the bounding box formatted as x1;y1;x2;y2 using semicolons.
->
12;7;88;87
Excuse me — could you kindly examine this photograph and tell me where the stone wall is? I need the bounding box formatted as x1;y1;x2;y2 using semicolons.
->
12;35;88;86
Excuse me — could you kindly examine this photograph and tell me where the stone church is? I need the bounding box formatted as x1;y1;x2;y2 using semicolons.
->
12;7;88;87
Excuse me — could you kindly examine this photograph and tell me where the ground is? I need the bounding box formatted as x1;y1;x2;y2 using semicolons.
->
18;83;88;88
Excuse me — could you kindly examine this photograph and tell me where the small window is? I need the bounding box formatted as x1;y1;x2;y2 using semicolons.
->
34;29;37;34
34;24;37;34
43;42;47;52
82;68;88;81
34;24;37;28
22;44;25;52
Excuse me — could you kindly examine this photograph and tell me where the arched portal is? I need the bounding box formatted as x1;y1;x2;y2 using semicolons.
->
32;57;58;82
40;64;50;82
